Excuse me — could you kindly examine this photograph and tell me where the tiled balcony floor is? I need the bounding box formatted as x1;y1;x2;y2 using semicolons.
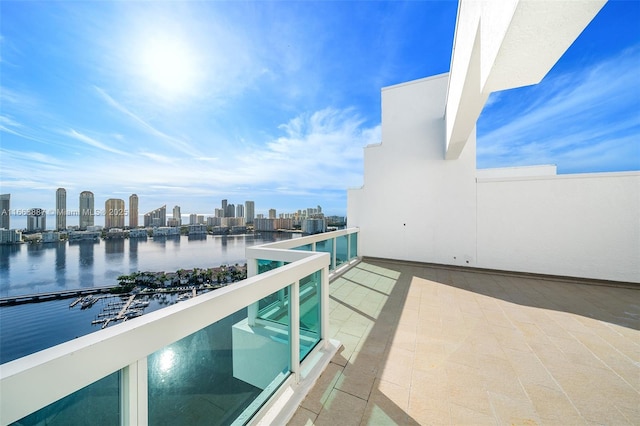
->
289;259;640;425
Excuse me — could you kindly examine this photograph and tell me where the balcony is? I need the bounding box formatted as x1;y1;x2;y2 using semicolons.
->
0;229;359;426
289;259;639;425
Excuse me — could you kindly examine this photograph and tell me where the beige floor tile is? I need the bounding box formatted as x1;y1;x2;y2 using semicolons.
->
288;406;318;426
314;389;367;426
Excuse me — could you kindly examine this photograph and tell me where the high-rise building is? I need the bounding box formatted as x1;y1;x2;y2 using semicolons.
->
236;204;244;219
226;204;235;218
189;213;197;225
221;199;228;217
105;199;125;229
129;194;138;228
79;191;94;230
172;205;181;226
0;194;10;230
245;201;255;225
27;208;46;232
269;209;276;219
56;188;66;230
143;205;166;227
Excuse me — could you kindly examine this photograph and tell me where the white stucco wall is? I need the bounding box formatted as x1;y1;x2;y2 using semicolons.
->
348;74;640;283
477;172;640;282
348;74;478;267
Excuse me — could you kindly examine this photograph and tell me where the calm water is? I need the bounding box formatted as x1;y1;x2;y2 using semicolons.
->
0;233;299;363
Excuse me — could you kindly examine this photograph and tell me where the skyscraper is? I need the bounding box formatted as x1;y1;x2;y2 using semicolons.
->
236;204;244;219
27;208;46;232
56;188;66;230
245;201;255;225
221;199;228;217
0;194;10;229
173;205;181;226
269;209;276;219
129;194;138;228
226;204;235;218
144;205;166;227
105;199;125;229
79;191;94;230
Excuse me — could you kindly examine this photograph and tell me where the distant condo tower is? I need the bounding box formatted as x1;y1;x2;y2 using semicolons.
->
245;201;255;225
236;204;244;219
173;205;181;226
0;194;9;229
221;199;228;217
79;191;94;230
144;205;166;227
105;198;125;229
56;188;66;230
27;208;46;232
129;194;138;228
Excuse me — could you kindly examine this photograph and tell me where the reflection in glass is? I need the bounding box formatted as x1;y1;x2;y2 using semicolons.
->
12;371;120;426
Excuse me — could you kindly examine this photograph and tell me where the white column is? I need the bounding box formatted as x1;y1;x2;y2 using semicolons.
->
247;258;258;326
122;358;148;425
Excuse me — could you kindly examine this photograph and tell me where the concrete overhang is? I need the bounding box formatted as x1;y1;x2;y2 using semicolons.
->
445;0;607;160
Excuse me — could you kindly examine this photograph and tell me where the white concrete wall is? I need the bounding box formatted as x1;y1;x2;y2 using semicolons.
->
477;172;640;282
348;74;478;267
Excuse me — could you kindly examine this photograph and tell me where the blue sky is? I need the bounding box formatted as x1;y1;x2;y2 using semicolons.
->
1;1;638;224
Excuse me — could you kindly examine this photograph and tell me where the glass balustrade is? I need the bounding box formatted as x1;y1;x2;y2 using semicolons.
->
11;371;120;426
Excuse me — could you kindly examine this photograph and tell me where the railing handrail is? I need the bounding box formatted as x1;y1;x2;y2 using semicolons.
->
252;227;359;251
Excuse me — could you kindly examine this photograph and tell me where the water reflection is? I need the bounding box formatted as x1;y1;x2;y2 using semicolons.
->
104;239;125;255
78;240;98;287
55;242;66;287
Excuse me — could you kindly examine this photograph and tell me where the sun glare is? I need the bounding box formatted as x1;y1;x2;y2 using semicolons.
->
140;37;198;97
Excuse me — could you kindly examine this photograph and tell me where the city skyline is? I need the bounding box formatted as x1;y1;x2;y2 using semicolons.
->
1;188;332;231
1;1;638;216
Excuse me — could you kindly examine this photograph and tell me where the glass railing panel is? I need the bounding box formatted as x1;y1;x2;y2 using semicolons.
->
349;232;358;260
257;287;290;327
292;243;312;251
11;371;120;426
315;239;335;271
299;271;320;361
148;307;289;426
257;259;283;274
336;235;348;268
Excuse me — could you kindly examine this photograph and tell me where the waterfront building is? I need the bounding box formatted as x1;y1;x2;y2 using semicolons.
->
221;217;244;228
0;194;10;230
172;205;181;226
167;218;180;227
129;194;138;228
152;226;179;237
189;213;197;225
214;208;224;218
221;199;228;217
104;199;125;229
268;209;276;219
253;217;275;232
56;188;66;230
143;205;166;227
301;218;326;234
188;224;207;235
236;204;244;219
244;201;255;224
79;191;94;230
67;230;100;241
197;215;205;224
26;208;46;233
128;228;148;238
0;228;21;244
207;216;221;227
42;231;60;243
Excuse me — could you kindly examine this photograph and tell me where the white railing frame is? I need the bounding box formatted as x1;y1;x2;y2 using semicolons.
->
0;228;359;425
